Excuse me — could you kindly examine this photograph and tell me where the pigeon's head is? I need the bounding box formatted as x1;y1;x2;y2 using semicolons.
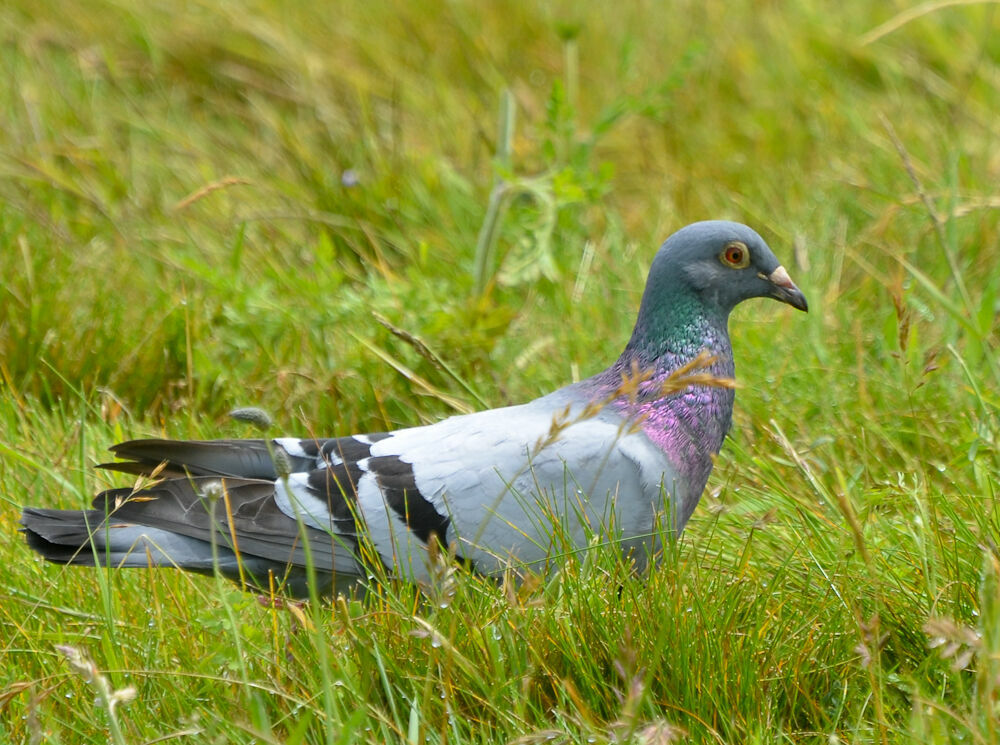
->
650;220;809;315
652;221;808;316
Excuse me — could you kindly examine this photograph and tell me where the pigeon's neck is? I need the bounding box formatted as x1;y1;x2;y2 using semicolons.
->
618;290;733;376
586;292;736;489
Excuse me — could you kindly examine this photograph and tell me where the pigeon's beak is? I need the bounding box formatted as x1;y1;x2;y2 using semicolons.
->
766;266;808;312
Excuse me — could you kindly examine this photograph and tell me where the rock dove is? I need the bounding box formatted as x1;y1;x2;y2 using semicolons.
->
21;221;807;597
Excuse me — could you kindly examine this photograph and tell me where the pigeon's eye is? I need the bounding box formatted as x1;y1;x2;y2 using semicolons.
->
720;241;750;269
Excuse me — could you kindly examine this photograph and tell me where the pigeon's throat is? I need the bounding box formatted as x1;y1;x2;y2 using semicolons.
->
600;311;737;484
620;298;734;376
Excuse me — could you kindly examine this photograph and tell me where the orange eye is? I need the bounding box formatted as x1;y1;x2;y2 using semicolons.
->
720;241;750;268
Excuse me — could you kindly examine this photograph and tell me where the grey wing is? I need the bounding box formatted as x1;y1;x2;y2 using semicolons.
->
352;403;677;577
23;407;678;591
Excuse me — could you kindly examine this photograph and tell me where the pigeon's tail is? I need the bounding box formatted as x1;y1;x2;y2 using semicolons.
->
20;476;359;597
22;506;245;572
98;438;317;479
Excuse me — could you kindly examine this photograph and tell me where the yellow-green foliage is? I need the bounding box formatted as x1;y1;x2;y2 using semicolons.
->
1;1;999;743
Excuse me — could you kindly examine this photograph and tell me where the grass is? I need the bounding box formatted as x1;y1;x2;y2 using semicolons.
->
1;0;999;741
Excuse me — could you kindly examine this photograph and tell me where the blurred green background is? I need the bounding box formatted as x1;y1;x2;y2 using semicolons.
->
1;1;999;743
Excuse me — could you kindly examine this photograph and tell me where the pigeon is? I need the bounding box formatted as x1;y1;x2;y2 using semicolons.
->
21;221;807;597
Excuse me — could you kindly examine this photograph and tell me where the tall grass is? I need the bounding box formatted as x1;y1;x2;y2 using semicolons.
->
2;0;999;742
